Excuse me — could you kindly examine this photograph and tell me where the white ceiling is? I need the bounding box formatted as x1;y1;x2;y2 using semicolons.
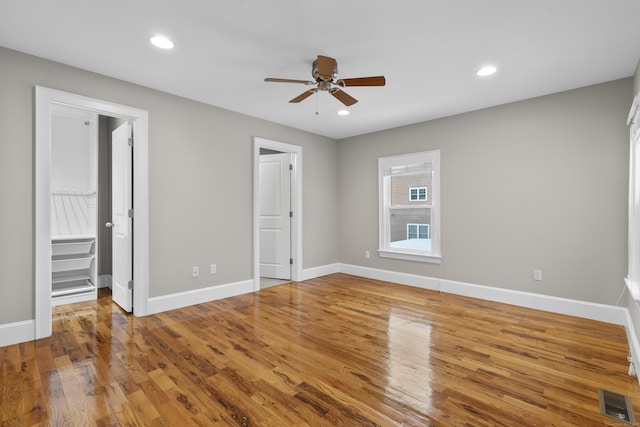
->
2;1;640;139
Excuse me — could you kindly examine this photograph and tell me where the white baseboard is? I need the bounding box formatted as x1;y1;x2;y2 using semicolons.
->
624;310;640;383
0;319;35;348
2;261;636;380
98;274;112;288
302;263;340;281
340;264;440;290
341;263;639;385
339;263;628;326
147;279;254;315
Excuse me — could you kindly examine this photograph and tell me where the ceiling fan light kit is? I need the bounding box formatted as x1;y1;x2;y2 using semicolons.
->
265;55;386;107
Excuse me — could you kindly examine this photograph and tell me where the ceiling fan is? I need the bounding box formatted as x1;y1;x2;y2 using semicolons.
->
264;55;386;107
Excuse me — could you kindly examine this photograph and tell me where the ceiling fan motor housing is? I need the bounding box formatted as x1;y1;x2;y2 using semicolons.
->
312;59;338;82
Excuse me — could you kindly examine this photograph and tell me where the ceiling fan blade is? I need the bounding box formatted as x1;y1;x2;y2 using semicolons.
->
330;88;358;106
289;89;317;103
265;78;314;84
316;55;337;80
336;76;386;87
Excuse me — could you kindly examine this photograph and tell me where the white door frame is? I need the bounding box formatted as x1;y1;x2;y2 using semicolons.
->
253;137;302;291
35;86;150;339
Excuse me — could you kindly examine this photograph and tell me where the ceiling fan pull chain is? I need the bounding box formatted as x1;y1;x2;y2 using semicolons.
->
315;91;319;115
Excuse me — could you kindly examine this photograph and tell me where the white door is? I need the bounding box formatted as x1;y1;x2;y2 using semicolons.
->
110;122;133;312
259;152;292;279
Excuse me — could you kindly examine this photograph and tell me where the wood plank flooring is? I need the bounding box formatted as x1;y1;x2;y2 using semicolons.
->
2;273;640;426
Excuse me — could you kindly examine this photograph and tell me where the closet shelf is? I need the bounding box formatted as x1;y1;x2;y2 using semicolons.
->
52;271;91;284
52;234;96;241
52;240;94;256
51;189;96;196
52;280;95;297
52;254;94;272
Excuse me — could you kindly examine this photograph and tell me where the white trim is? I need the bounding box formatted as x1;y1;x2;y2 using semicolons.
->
301;263;340;281
98;274;113;288
378;249;442;264
35;86;150;339
439;278;627;325
252;137;303;291
339;263;628;325
147;280;254;315
51;291;97;307
624;309;640;384
340;264;440;290
341;263;640;384
628;98;640;302
4;261;639;386
627;94;639;125
0;320;35;347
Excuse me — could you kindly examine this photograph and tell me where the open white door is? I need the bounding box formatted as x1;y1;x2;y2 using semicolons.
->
259;152;292;279
109;122;133;312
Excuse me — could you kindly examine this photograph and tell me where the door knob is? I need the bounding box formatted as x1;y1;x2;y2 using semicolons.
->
105;222;114;228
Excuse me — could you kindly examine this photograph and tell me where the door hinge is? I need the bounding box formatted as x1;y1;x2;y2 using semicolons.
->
289;211;293;218
128;209;134;218
290;258;293;265
289;164;293;171
128;137;133;147
127;280;134;290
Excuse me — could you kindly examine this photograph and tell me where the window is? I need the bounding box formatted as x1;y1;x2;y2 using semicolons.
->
379;150;441;263
627;95;640;300
409;187;427;201
407;224;429;240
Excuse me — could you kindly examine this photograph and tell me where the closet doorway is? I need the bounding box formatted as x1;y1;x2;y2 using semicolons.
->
253;137;302;291
35;87;149;339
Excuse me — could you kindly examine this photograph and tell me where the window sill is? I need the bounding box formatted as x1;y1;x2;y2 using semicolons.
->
625;277;640;302
378;249;441;264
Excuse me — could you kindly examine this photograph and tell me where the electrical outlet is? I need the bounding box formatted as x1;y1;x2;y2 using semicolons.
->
210;264;217;274
365;251;370;259
192;266;199;278
533;269;543;281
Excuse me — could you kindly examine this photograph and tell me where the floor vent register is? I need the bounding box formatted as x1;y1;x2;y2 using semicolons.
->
598;388;637;425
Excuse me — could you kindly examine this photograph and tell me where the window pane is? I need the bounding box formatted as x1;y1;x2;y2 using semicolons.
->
407;224;417;239
390;207;431;250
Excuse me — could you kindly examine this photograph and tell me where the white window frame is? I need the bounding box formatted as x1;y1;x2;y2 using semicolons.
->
626;95;640;301
378;150;441;263
409;187;427;201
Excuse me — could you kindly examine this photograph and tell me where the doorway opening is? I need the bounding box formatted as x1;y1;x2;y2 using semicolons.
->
35;86;149;339
253;137;302;291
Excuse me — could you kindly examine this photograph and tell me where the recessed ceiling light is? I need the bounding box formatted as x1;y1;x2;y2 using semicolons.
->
477;65;497;77
338;110;350;116
150;35;174;50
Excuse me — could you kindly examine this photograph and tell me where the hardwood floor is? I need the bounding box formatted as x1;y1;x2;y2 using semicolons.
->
2;273;640;426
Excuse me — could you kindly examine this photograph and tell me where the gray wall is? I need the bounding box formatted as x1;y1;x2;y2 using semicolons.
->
0;42;633;329
338;79;631;305
0;46;338;324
